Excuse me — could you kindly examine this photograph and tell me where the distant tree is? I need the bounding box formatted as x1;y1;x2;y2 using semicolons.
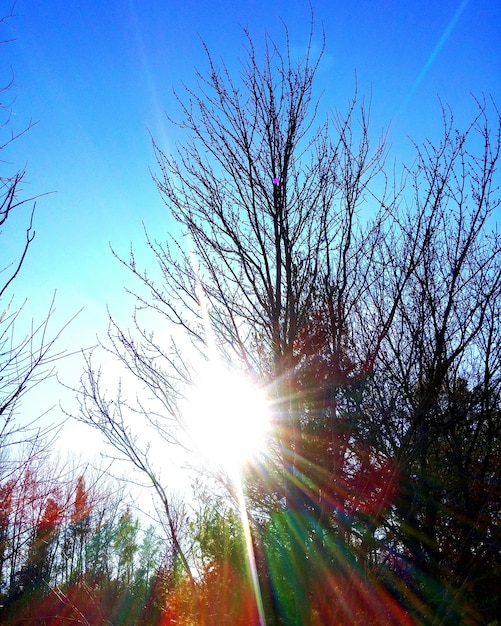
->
135;524;161;591
112;507;139;587
130;523;162;619
15;495;62;601
0;477;15;594
1;458;48;603
60;474;92;583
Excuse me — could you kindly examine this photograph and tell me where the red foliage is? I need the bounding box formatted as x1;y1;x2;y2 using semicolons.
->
284;304;399;523
311;569;419;626
39;496;63;532
344;449;399;518
160;561;261;626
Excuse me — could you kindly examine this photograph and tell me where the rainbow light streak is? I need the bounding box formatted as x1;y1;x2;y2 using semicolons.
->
234;477;267;626
195;268;266;625
406;0;470;105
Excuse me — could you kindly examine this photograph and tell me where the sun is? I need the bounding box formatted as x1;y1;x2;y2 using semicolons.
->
181;362;271;472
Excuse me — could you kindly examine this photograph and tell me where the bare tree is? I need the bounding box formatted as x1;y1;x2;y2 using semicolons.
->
357;100;501;624
78;20;389;459
77;17;392;619
0;11;68;465
77;16;501;625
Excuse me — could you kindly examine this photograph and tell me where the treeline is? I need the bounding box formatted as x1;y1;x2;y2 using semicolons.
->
0;454;169;624
0;456;267;625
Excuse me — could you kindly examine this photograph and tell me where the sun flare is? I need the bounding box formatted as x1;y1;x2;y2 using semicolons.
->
182;363;271;471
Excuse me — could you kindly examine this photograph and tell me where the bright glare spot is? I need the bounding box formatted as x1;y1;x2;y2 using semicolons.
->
182;363;271;472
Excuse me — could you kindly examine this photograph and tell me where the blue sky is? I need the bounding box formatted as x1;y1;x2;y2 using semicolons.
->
2;0;500;456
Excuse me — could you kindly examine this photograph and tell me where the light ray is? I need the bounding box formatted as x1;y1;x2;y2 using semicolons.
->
234;477;267;626
188;261;268;623
405;0;470;105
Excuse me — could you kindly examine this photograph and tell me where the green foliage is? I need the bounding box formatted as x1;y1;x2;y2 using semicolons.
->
113;507;139;586
191;503;247;574
135;524;162;591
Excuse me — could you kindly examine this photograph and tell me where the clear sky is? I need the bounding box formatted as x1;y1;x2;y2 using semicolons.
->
2;0;500;462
